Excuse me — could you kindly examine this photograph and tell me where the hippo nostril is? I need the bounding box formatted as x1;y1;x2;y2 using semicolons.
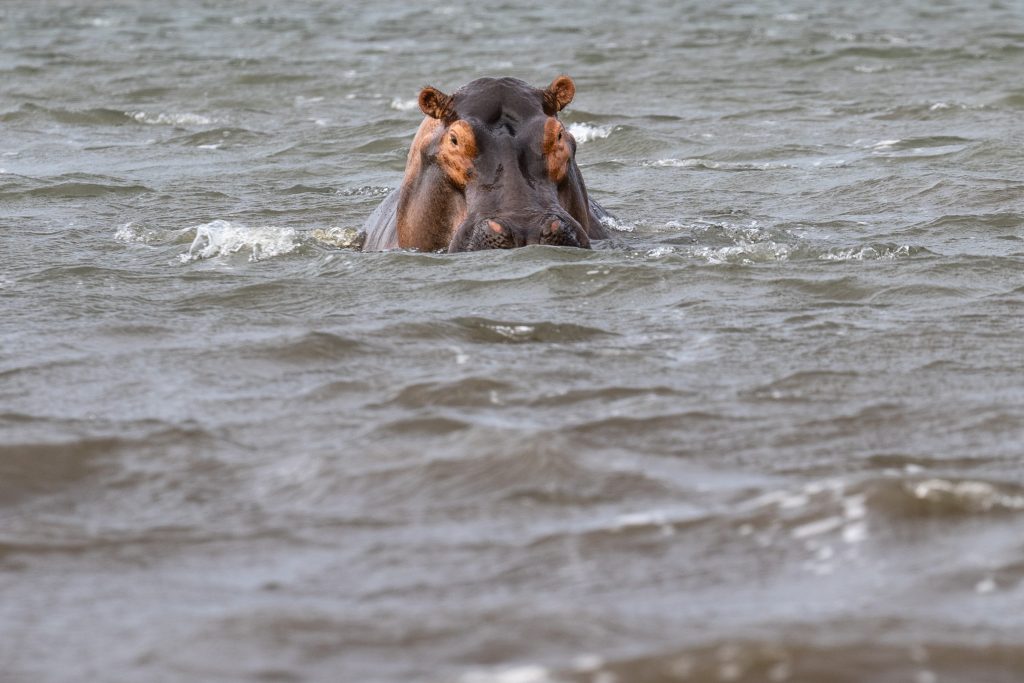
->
538;217;581;247
466;218;516;250
543;219;562;236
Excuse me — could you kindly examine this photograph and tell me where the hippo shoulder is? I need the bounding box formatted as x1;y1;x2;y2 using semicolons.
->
361;188;400;251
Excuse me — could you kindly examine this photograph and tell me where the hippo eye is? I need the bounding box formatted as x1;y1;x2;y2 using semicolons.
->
558;130;563;141
450;133;458;146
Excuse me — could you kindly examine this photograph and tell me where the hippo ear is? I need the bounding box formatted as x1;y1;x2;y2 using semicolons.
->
418;86;452;120
543;75;576;115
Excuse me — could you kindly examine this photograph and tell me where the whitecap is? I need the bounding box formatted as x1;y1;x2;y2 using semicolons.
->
870;139;901;150
128;111;213;126
819;244;912;261
599;215;635;232
389;97;419;112
115;222;192;245
460;665;555;683
567;122;613;144
650;158;705;168
646;158;791;171
907;479;1024;512
181;220;299;263
114;222;144;243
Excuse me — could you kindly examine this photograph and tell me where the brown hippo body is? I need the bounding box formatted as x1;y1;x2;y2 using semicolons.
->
362;76;610;252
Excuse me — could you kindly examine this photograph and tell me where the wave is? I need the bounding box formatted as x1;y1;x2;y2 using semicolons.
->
128;110;214;126
644;222;925;264
646;158;796;172
0;106;215;128
115;222;196;245
337;439;673;510
117;220;364;256
0;104;135;126
865;135;972;158
168;126;268;149
474;636;1024;683
390;317;613;344
1;177;151;200
246;330;370;364
0;421;220;506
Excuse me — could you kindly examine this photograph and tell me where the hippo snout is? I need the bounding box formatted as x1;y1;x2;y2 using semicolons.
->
538;217;588;248
449;214;590;253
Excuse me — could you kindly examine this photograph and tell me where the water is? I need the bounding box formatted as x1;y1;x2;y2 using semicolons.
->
2;1;1024;681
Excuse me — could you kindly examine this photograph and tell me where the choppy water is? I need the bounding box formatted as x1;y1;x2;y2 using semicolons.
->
3;1;1024;681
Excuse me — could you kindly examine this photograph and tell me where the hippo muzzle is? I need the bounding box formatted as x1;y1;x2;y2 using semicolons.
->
449;213;590;253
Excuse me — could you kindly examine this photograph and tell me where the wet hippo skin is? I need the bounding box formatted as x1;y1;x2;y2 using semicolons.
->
362;76;611;252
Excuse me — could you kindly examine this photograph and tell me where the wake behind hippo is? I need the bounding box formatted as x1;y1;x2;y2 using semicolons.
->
362;76;611;252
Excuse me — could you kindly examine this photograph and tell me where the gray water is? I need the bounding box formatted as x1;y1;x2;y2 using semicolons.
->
3;1;1024;681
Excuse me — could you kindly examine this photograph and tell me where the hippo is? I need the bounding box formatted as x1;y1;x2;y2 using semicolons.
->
362;75;611;252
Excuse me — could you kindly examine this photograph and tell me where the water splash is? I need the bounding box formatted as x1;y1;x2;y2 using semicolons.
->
567;122;613;144
181;220;299;263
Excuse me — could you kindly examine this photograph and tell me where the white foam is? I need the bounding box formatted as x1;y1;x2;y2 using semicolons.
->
389;97;419;112
181;220;299;263
600;215;635;232
490;324;536;339
853;64;892;73
614;510;669;529
690;242;794;264
567;122;613;144
819;244;911;261
792;516;844;539
650;158;704;168
129;111;213;126
114;222;141;243
115;222;192;245
648;158;794;171
975;576;997;594
460;665;555;683
908;479;1024;512
293;95;324;107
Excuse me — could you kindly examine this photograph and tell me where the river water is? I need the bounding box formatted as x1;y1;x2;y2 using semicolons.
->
2;1;1024;681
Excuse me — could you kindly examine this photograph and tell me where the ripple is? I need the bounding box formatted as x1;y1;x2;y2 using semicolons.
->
170;127;268;149
382;377;515;409
745;370;862;402
247;330;370;363
347;442;672;509
866;135;972;158
1;176;152;200
552;637;1024;683
395;317;613;344
0;422;219;506
0;103;135;126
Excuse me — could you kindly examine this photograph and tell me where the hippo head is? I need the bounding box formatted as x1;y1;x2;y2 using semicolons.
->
396;76;600;253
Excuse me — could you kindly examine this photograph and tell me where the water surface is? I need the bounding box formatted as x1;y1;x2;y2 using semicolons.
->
2;1;1024;681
